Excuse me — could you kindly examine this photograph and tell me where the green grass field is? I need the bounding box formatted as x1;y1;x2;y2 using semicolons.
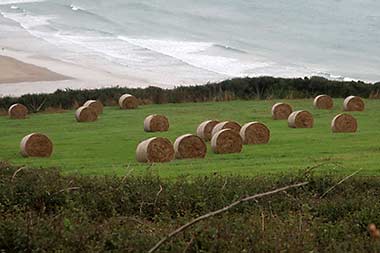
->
0;99;379;177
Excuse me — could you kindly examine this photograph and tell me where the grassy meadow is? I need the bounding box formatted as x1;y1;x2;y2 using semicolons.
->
0;99;379;177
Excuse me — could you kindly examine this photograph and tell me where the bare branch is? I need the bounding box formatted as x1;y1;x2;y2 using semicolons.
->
11;167;27;182
51;187;81;197
154;185;163;207
320;169;362;199
148;181;309;253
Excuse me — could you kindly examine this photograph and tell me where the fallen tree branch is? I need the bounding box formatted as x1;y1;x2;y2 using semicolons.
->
148;181;309;253
320;168;362;199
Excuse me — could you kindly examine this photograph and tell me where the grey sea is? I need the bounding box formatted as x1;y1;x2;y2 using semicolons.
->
0;0;379;92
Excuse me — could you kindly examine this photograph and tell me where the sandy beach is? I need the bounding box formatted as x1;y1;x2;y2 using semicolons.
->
0;55;69;84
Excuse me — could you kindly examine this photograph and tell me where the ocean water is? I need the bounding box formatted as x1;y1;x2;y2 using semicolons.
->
1;0;380;85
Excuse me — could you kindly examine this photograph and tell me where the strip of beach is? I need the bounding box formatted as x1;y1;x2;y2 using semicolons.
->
0;55;69;84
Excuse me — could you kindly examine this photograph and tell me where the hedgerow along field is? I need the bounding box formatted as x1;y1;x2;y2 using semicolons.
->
0;99;379;177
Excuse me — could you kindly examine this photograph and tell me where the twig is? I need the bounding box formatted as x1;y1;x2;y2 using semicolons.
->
148;181;309;253
122;163;133;183
320;168;362;199
303;161;341;175
154;185;163;207
11;167;26;182
182;236;194;253
36;98;47;112
51;187;80;197
221;178;228;191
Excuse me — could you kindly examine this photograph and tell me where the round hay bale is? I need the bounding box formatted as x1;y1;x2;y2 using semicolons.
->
20;133;53;157
331;113;357;133
271;103;293;120
174;134;207;159
313;95;333;109
344;96;365;111
136;137;174;163
8;103;28;119
288;110;314;128
144;114;169;132
75;106;98;122
119;94;138;109
211;129;243;154
240;122;270;145
83;100;103;115
196;120;219;141
211;121;241;136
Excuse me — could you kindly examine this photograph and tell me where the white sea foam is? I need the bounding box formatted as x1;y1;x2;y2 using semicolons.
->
117;36;271;76
70;4;82;11
1;11;54;29
0;0;44;5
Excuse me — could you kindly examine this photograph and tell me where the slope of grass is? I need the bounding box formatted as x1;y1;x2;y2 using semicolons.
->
0;99;379;177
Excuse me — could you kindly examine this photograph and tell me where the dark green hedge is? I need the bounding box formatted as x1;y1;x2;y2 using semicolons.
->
1;162;380;252
1;76;380;112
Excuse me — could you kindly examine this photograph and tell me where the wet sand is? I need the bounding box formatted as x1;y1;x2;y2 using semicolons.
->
0;55;69;84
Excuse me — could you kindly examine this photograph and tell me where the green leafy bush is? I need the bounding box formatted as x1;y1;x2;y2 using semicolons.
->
1;162;380;252
1;76;379;112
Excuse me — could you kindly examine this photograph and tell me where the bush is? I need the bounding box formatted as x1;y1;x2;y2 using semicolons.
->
1;162;380;252
1;76;379;112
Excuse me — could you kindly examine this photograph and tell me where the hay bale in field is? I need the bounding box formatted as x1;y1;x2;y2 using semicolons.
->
271;103;293;120
344;96;365;111
174;134;207;159
331;113;357;133
288;110;314;128
313;95;333;109
75;106;98;122
240;122;270;145
20;133;53;157
144;114;169;132
119;94;138;109
8;103;28;119
196;120;219;141
136;137;174;163
83;100;103;115
211;129;243;154
211;121;241;137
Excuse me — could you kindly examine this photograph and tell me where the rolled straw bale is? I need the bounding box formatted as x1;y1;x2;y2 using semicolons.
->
343;96;365;111
313;95;333;109
331;113;357;133
144;114;169;132
211;121;241;136
288;110;314;128
8;103;28;119
271;103;293;120
20;133;53;157
211;129;243;154
196;120;219;141
136;137;174;163
75;106;98;122
174;134;207;159
240;122;270;145
83;100;103;115
119;94;138;109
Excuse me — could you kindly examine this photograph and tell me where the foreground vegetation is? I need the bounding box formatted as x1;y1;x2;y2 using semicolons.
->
1;163;379;252
0;99;379;176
